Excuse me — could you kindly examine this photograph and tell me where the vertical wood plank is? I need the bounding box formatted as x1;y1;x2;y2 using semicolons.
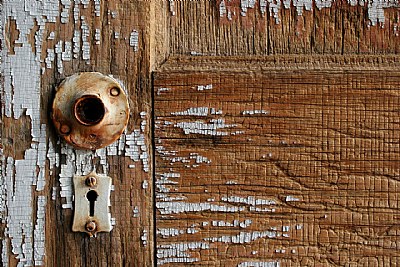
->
1;1;167;266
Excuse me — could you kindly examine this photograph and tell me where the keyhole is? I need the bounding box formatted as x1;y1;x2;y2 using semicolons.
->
86;190;98;217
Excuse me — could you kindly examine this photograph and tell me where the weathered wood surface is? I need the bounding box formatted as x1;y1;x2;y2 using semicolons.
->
2;0;400;266
154;56;400;266
1;1;169;266
169;1;400;55
154;2;400;265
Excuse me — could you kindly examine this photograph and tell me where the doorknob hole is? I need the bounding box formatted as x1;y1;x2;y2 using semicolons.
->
74;95;105;126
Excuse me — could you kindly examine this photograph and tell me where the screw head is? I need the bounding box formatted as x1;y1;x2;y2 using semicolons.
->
60;124;71;134
85;221;96;232
110;87;120;96
85;176;97;187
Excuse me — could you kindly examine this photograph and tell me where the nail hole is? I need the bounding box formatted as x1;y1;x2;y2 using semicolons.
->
74;95;105;126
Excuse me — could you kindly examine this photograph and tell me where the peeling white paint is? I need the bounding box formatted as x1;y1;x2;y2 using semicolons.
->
142;180;149;189
157;228;184;238
72;30;80;59
175;118;239;136
51;187;57;201
242;110;269;115
219;0;398;26
48;31;55;40
157;242;209;265
125;130;150;172
169;0;176;16
0;150;6;223
205;230;278;243
34;196;46;266
133;206;140;217
220;0;227;17
156;201;245;215
187;226;199;234
172;107;209;116
166;153;211;168
62;41;72;61
110;10;118;19
1;1;150;265
285;195;300;202
129;30;139;52
59;145;95;209
241;0;257;16
212;219;252;228
55;40;64;74
1;1;62;264
2;239;8;267
95;28;101;44
81;16;90;60
157;87;171;95
172;107;224;117
60;0;71;23
222;195;276;206
238;262;280;267
94;0;101;17
45;48;55;69
141;230;148;246
196;84;212;91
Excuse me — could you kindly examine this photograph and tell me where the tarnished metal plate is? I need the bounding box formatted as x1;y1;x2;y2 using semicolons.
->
72;172;112;237
51;72;129;150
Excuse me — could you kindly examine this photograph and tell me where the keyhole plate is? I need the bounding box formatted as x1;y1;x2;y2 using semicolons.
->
72;172;112;237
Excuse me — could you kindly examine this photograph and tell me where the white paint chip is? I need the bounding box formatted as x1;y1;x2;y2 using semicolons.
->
220;0;227;17
175;118;238;136
141;230;148;246
232;0;396;26
169;0;176;16
157;228;184;238
242;110;269;115
285;195;300;202
129;30;139;52
156;201;245;215
196;84;212;91
205;230;278;243
157;242;209;265
238;262;280;267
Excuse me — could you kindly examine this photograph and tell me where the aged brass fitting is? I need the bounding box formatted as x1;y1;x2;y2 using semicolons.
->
85;221;97;232
51;72;129;150
85;176;97;187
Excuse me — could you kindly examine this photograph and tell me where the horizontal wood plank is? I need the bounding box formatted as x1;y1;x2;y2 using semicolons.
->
154;56;400;266
168;1;400;55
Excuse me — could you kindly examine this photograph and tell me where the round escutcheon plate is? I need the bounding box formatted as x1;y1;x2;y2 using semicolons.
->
52;72;129;150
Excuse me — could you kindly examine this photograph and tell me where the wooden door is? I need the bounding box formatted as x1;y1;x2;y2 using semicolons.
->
2;1;400;266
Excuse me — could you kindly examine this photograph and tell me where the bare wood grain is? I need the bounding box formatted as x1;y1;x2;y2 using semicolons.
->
154;56;400;266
